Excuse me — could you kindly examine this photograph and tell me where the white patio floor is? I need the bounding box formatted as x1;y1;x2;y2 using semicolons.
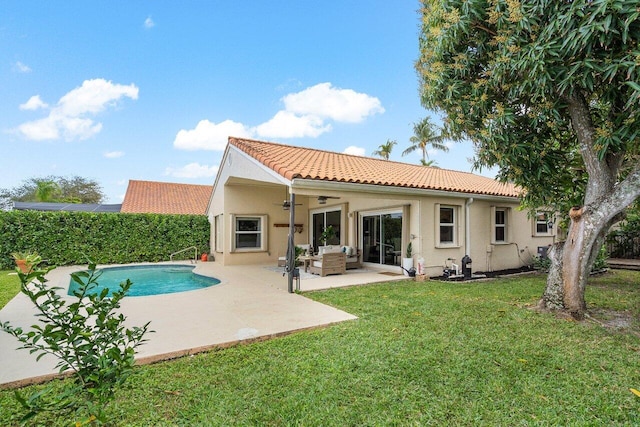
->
0;261;408;388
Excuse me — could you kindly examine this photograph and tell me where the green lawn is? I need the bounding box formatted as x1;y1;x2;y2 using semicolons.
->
1;271;638;425
0;270;20;309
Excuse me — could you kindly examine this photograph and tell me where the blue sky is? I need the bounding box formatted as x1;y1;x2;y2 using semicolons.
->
1;1;490;203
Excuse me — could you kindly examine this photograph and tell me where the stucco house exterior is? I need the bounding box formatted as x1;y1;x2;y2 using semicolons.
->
207;137;555;277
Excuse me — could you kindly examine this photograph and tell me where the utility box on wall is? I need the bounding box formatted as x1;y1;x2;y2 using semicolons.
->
537;246;549;259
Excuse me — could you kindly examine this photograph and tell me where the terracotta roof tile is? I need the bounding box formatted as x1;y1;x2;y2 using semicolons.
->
230;137;519;198
121;180;213;215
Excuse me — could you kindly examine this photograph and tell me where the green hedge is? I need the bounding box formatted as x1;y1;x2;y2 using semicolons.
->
0;211;210;269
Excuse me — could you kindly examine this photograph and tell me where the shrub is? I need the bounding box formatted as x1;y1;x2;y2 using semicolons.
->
0;210;210;268
1;257;151;423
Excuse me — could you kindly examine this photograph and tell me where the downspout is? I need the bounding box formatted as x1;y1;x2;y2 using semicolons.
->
465;197;474;255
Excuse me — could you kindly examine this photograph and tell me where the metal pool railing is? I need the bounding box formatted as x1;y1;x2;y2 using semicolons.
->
170;246;198;263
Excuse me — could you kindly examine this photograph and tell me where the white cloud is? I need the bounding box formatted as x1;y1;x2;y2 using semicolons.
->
19;95;48;111
57;79;138;116
343;146;366;156
15;78;138;141
16;117;60;140
282;82;384;123
173;82;384;148
254;111;331;138
144;16;155;29
254;82;383;139
14;61;32;73
173;119;253;151
104;151;124;158
165;162;219;178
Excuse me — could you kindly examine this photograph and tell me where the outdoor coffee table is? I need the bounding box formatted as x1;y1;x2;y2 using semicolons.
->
299;255;313;273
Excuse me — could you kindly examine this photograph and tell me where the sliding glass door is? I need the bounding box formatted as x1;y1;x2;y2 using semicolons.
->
361;211;402;266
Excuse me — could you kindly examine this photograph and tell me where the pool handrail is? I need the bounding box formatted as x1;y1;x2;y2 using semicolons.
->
170;246;198;263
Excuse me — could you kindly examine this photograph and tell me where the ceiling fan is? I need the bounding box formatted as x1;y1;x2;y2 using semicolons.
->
273;188;302;210
278;200;303;210
317;196;340;205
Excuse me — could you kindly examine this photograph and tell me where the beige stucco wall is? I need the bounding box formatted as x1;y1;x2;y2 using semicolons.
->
210;184;555;274
311;193;553;276
208;146;555;273
209;184;310;266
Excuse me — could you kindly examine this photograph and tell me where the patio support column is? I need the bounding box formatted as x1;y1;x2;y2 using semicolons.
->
465;197;474;255
286;192;296;293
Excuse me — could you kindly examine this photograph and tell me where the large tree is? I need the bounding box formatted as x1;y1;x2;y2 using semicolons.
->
0;176;106;209
417;0;640;318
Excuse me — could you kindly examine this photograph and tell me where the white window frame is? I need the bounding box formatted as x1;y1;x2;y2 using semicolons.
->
358;207;405;266
491;207;510;244
231;214;268;252
533;212;552;236
436;204;459;247
310;206;343;249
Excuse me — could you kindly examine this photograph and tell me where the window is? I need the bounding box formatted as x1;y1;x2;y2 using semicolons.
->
535;212;551;235
232;215;267;251
492;207;508;243
438;205;457;246
311;208;341;250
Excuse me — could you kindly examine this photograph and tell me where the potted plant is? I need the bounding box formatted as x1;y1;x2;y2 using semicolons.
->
11;250;40;273
294;246;305;265
320;225;337;246
402;242;414;276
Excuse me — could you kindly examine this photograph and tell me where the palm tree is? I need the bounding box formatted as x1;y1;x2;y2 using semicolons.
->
34;180;60;202
403;117;449;165
372;139;397;160
420;158;438;167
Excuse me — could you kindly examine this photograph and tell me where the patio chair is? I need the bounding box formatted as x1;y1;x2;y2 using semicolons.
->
309;251;346;277
341;246;362;269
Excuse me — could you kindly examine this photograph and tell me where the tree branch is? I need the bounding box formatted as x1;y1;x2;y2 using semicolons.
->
562;90;617;203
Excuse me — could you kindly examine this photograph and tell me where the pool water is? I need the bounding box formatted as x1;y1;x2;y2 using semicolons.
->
67;264;220;297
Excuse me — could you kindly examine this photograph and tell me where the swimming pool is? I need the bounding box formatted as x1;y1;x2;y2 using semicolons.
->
67;264;220;297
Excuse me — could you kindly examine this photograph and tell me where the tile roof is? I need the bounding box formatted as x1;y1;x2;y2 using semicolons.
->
229;137;520;198
121;180;213;215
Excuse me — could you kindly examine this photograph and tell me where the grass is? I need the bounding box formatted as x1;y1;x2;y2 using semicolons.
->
0;271;639;425
0;270;21;309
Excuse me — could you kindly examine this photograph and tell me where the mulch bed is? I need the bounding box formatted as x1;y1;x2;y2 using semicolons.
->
430;265;538;282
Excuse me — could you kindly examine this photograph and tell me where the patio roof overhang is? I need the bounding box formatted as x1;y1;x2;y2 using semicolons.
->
291;178;519;203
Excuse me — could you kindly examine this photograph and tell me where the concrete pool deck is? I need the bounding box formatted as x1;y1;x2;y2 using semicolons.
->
0;261;408;388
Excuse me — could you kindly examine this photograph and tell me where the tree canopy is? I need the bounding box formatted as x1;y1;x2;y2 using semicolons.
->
403;117;450;166
1;176;106;209
417;0;640;213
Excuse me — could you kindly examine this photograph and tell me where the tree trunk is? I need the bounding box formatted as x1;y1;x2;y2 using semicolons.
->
561;207;592;319
540;205;623;319
539;207;597;319
538;88;640;320
539;242;564;310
